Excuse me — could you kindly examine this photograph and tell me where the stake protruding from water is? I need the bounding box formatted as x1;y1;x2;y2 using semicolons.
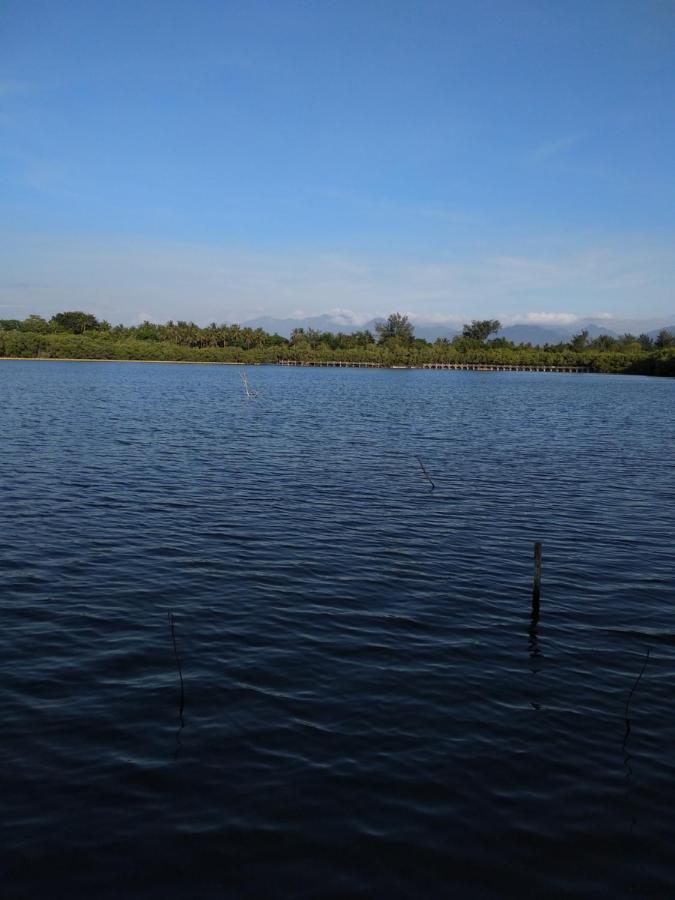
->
532;541;542;615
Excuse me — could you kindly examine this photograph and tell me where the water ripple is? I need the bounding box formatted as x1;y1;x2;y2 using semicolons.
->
1;362;674;897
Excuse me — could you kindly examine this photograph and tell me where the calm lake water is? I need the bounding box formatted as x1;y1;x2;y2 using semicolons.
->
2;360;674;898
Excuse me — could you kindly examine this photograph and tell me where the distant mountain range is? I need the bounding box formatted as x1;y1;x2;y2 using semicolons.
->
242;314;359;337
243;313;675;345
243;313;465;342
498;322;616;344
647;324;675;340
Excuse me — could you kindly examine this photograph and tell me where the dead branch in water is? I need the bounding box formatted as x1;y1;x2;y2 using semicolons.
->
415;455;435;490
241;370;259;400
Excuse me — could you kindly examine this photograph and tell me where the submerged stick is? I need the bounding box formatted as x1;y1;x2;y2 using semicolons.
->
168;612;185;727
415;455;435;490
532;542;542;615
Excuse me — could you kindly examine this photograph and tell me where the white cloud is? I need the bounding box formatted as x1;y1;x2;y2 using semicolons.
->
410;312;464;325
519;311;581;325
325;307;372;326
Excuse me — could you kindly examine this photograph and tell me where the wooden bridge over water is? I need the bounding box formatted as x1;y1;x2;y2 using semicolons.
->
278;360;590;373
422;362;589;373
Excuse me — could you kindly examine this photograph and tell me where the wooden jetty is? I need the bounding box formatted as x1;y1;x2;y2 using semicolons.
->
279;360;382;368
422;362;590;373
278;360;590;373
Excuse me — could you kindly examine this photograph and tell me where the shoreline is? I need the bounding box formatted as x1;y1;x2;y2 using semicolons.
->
0;356;248;366
0;356;670;377
0;355;594;374
0;356;586;372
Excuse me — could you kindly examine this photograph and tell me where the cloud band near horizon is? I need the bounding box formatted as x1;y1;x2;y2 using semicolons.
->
0;231;673;330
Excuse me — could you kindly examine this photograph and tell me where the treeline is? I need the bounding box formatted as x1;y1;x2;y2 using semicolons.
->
1;311;674;376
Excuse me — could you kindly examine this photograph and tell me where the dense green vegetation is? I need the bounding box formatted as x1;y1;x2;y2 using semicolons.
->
1;311;674;376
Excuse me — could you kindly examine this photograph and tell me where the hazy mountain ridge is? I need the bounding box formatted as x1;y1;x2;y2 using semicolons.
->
241;313;672;345
647;325;675;340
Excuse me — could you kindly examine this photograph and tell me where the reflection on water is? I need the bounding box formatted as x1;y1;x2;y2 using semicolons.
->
168;612;185;758
528;598;542;660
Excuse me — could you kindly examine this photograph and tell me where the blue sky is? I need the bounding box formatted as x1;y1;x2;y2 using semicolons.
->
1;0;674;328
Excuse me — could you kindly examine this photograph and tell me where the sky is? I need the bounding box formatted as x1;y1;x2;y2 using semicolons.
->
1;0;674;329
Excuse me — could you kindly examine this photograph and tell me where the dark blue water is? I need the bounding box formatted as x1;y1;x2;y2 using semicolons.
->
2;360;674;898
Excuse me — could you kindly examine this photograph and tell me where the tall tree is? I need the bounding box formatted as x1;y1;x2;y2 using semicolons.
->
655;328;675;349
569;330;589;352
462;319;501;342
375;313;415;344
50;311;100;334
352;329;375;346
22;314;50;333
590;334;616;351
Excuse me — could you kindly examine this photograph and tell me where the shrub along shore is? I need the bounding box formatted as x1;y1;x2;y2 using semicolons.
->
1;312;674;376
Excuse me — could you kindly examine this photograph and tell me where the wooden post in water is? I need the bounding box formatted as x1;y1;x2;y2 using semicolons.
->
532;542;542;616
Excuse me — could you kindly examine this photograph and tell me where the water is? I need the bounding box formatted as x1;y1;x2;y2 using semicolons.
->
1;360;674;898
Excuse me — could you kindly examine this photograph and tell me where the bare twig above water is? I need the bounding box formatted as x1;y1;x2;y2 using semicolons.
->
241;370;259;400
415;455;435;490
